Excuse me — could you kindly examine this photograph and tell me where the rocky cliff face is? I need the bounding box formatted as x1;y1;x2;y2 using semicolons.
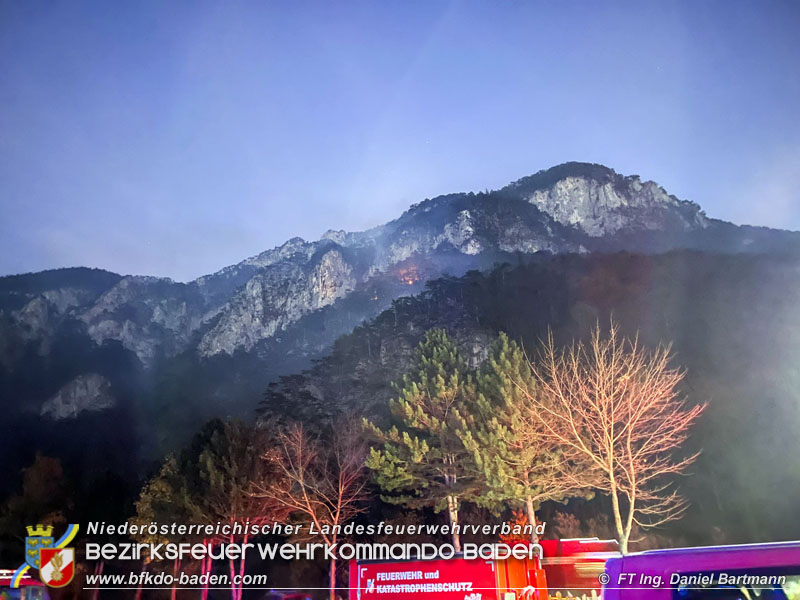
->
198;246;357;356
523;175;709;236
501;162;709;235
78;276;209;364
2;162;797;376
40;373;115;419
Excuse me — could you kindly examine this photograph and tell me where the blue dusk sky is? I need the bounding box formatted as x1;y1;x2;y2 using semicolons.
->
1;1;799;280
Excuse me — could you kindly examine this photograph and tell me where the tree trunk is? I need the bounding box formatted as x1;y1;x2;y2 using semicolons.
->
622;491;636;555
329;557;337;600
135;559;145;600
525;496;539;543
201;540;211;600
171;557;181;600
229;534;238;600
447;495;461;552
236;533;249;600
91;561;104;600
609;485;628;554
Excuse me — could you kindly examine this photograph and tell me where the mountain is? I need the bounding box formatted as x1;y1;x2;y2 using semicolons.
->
1;162;798;453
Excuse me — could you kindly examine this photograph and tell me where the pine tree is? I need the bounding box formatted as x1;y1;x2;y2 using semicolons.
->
363;329;483;551
461;333;584;541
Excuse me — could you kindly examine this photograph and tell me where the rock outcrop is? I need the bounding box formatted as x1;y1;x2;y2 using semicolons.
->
40;373;115;419
198;247;357;356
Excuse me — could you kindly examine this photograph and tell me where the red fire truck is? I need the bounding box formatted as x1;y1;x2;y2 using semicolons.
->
348;539;619;600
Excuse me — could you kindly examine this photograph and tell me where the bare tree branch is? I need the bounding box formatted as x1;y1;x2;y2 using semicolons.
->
518;321;705;553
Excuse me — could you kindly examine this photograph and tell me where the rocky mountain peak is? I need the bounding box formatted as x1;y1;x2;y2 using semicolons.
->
321;229;348;244
503;162;708;236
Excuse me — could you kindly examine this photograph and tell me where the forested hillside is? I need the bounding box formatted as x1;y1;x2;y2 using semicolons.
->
260;250;800;546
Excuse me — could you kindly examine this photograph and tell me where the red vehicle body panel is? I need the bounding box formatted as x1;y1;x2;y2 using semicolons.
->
540;539;619;596
347;539;619;600
348;556;535;600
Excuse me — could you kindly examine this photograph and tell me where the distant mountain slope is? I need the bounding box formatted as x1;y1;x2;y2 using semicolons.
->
1;162;798;438
0;267;121;312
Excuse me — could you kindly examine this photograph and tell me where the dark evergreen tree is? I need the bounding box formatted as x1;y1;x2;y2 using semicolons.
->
363;329;485;551
461;333;587;540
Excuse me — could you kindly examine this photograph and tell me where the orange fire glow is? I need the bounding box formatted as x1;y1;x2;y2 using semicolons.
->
396;266;420;285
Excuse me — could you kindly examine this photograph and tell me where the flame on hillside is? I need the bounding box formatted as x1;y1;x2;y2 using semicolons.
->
396;266;421;286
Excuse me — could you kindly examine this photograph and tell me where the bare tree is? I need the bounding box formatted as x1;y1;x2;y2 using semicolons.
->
520;322;705;553
257;421;369;600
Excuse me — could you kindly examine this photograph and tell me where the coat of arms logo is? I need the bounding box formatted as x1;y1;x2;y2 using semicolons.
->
24;525;54;569
11;523;79;589
39;547;75;588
